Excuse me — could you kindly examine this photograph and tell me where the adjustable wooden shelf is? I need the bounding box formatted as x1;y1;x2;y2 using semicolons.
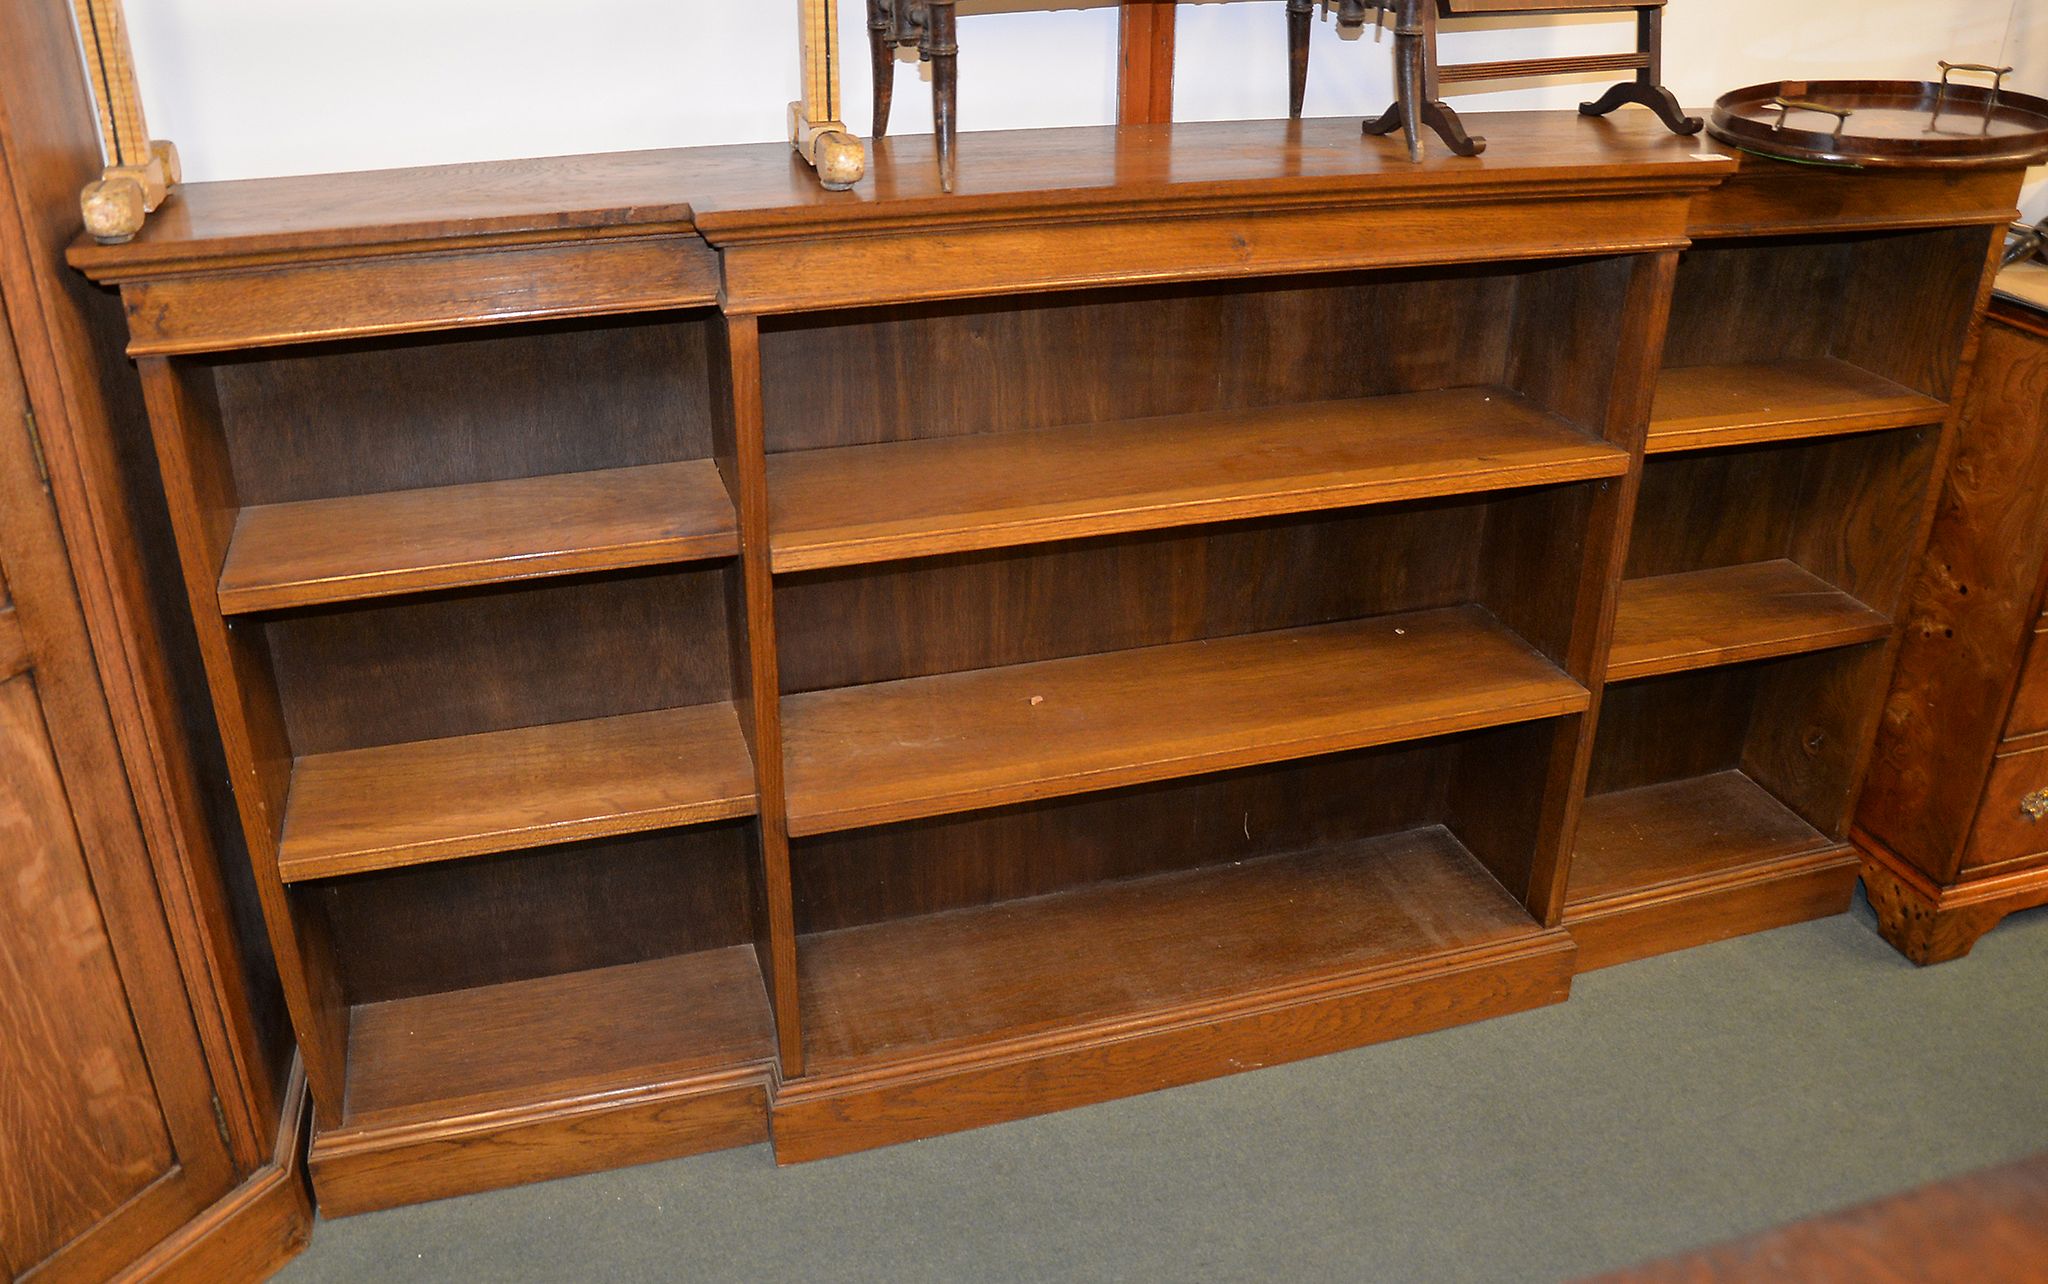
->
70;114;2022;1211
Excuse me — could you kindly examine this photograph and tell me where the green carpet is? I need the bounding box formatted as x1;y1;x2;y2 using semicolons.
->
279;892;2048;1282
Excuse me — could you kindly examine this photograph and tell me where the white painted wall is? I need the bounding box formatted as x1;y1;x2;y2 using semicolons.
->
123;0;2041;217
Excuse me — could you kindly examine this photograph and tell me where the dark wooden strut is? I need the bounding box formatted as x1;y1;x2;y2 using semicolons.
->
1577;6;1702;137
1290;1;1700;161
867;0;960;191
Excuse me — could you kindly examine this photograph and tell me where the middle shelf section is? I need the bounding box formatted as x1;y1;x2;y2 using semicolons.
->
179;309;759;886
780;604;1585;837
758;255;1647;843
764;388;1626;573
200;313;741;614
258;561;754;884
757;256;1640;576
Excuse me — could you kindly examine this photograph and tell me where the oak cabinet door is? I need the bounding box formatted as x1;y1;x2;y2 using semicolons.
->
0;312;233;1280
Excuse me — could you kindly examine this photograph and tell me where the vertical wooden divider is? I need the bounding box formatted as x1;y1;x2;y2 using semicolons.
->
1117;1;1176;126
1525;251;1680;926
133;355;348;1128
709;313;805;1078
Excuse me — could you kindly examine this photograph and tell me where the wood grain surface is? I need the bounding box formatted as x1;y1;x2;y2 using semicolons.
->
71;115;1732;276
798;825;1543;1069
220;459;738;612
1569;770;1838;906
783;605;1588;835
1593;1151;2048;1283
1608;560;1892;680
1862;309;2048;881
313;946;775;1213
343;946;773;1127
767;386;1625;572
278;702;756;881
1648;358;1945;454
0;677;174;1263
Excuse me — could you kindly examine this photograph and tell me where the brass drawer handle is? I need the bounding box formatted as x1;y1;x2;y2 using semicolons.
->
2023;789;2048;822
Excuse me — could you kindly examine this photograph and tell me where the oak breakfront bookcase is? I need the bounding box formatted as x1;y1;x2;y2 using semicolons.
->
70;115;2022;1213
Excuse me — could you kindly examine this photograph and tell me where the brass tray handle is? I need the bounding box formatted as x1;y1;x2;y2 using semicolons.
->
1771;97;1855;137
2022;788;2048;823
1937;60;2014;114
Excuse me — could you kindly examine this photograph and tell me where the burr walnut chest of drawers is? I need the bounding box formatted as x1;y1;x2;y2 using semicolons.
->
1857;292;2048;962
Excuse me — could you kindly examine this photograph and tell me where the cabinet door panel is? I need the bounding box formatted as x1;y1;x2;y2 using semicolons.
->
0;295;233;1278
0;666;175;1266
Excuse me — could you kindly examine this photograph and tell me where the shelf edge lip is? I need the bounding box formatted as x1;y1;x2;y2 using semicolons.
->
1686;205;2022;241
70;219;707;285
785;923;1572;1091
783;689;1589;839
323;1058;776;1150
767;452;1632;575
1644;405;1949;454
276;793;761;884
1605;617;1894;682
1562;841;1857;919
216;533;741;616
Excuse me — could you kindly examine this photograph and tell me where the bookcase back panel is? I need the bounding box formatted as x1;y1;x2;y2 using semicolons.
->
266;566;735;755
1663;229;1990;401
1589;667;1759;795
207;312;716;505
773;501;1490;693
1740;641;1894;836
757;269;1534;453
1664;239;1850;369
790;725;1551;933
1628;443;1809;577
1505;253;1649;444
1831;226;1997;403
314;823;757;1005
1782;426;1941;615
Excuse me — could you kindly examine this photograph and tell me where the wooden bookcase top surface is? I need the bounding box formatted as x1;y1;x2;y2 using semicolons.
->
71;114;1735;277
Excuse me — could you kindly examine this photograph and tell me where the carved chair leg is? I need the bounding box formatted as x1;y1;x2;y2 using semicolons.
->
1287;0;1313;119
868;0;896;138
927;0;959;192
1580;80;1703;136
1397;29;1425;159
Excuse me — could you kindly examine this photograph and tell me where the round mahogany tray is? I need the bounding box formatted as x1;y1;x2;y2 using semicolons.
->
1709;65;2048;168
